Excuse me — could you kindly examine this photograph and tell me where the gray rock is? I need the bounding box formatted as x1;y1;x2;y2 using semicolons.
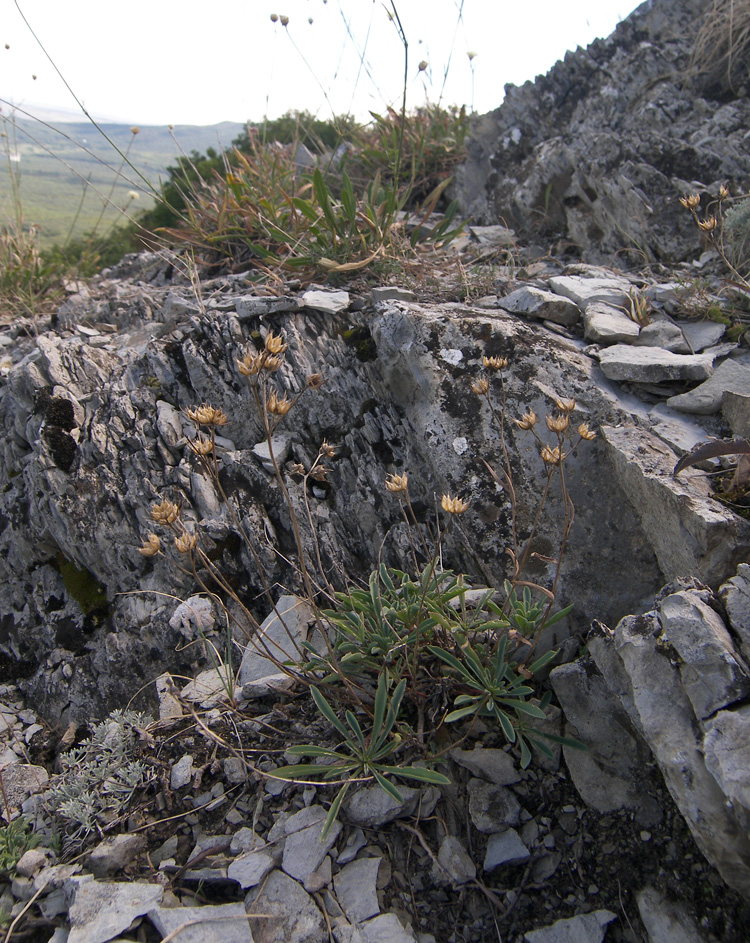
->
722;390;750;437
371;287;417;303
239;596;315;692
435;836;476;885
703;705;750;822
601;424;750;588
524;910;617;943
636;887;708;943
87;834;145;879
549;659;658;820
634;321;689;353
281;806;341;884
583;302;640;344
483;829;531;870
681;321;726;353
228;851;276;889
548;276;631;311
0;764;48;810
334;857;382;924
342;784;421;828
667;356;750;414
246;869;325;943
169;595;216;640
467;779;521;833
719;563;750;660
449;746;521;785
155;672;183;721
181;667;232;707
252;434;291;471
658;590;750;720
614;612;750;894
337;828;367;865
647;404;716;460
171;754;194;790
14;848;48;878
149;903;253;943
597;345;714;383
498;286;580;326
361;913;417;943
66;877;164;943
301;290;350;314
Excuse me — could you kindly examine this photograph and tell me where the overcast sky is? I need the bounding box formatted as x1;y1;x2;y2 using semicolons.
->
3;0;643;127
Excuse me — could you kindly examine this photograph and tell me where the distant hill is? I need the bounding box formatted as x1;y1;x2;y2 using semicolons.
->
0;114;246;247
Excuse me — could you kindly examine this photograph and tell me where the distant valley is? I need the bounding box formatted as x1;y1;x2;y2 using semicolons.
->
0;111;246;247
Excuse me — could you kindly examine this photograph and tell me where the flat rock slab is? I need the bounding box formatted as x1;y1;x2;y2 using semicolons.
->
634;320;688;352
647;404;716;459
281;806;341;883
483;829;531;870
301;290;350;314
334;857;382;923
342;784;420;827
149;903;254;943
583;303;640;344
239;595;315;692
361;913;418;943
246;869;324;943
66;878;164;943
548;275;631;311
597;345;714;383
436;835;476;884
667;356;750;414
498;286;580;325
228;851;275;889
181;667;232;708
601;424;750;588
723;391;750;437
681;320;726;352
524;910;617;943
450;746;521;785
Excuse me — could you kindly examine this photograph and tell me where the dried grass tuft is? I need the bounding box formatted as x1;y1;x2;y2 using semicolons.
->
690;0;750;98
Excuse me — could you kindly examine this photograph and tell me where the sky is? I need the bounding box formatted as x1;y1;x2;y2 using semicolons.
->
2;0;643;127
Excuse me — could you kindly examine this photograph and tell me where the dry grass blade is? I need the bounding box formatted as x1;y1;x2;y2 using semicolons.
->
690;0;750;97
673;437;750;475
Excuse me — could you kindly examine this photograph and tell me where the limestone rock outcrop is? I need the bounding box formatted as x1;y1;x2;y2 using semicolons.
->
454;0;750;265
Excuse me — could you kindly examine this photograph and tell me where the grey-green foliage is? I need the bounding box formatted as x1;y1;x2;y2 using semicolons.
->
724;197;750;272
45;709;153;845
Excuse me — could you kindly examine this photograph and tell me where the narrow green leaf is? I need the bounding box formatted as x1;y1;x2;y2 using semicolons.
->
311;686;349;739
543;604;574;628
528;649;559;675
321;782;350;839
445;704;481;723
345;710;367;751
372;769;403;803
381;765;451;785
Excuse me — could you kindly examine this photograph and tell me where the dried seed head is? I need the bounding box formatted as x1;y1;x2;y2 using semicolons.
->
186;404;228;427
306;372;325;390
290;463;306;475
514;410;537;430
151;499;180;525
174;533;198;554
280;14;289;26
130;126;140;135
320;440;336;457
418;60;428;72
263;354;284;373
139;534;161;556
267;390;293;416
554;397;576;413
546;414;569;433
270;12;279;21
441;494;469;515
471;378;490;396
541;444;562;466
467;51;477;61
310;465;329;482
719;184;730;200
578;423;597;441
697;215;718;233
265;332;288;355
236;351;263;376
680;193;701;209
385;473;409;494
188;435;214;456
483;355;508;370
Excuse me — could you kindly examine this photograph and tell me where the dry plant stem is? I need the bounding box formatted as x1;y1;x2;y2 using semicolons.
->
3;885;46;943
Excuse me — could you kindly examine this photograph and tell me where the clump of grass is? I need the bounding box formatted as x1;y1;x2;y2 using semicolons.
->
690;0;750;99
